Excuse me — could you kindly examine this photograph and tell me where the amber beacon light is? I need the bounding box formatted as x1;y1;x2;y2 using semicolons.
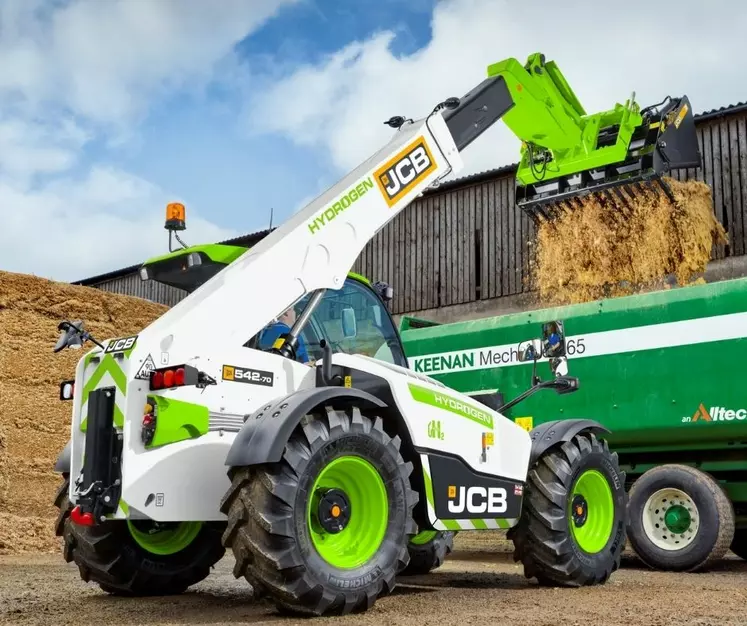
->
165;202;186;231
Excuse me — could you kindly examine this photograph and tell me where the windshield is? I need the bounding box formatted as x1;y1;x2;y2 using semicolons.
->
249;278;407;368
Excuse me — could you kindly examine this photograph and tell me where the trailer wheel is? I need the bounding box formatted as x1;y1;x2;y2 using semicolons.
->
729;529;747;560
626;464;734;572
509;431;627;586
53;474;225;595
398;530;455;576
221;406;418;617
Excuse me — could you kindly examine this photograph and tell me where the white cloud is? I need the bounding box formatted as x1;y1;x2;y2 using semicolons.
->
0;0;296;280
250;0;747;181
0;166;237;282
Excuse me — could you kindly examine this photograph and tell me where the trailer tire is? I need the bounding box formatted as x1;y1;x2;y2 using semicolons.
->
54;474;225;595
221;405;418;617
626;464;734;572
399;530;455;576
509;431;627;587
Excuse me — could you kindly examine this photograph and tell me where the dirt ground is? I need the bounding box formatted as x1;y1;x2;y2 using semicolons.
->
2;533;746;626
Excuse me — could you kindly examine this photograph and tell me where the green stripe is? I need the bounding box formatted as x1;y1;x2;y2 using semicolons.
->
442;519;461;531
408;383;493;429
422;466;436;509
471;519;488;530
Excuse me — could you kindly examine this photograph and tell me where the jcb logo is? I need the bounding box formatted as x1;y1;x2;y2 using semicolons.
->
374;137;437;207
105;335;137;353
447;485;507;514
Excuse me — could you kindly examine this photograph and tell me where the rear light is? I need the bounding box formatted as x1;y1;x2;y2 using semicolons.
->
142;400;156;446
70;505;95;526
163;369;175;387
59;380;75;401
149;364;200;391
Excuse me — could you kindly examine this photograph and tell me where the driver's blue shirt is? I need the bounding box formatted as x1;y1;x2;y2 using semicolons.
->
258;321;310;363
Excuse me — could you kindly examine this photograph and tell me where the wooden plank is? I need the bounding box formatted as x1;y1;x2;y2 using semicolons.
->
702;124;715;260
449;190;458;306
404;205;412;314
501;177;510;297
738;117;747;260
720;120;734;257
435;195;444;308
412;200;419;312
711;123;725;259
475;183;490;300
468;185;477;300
438;194;446;307
398;210;406;313
487;181;496;299
420;197;430;311
729;117;744;257
696;127;705;182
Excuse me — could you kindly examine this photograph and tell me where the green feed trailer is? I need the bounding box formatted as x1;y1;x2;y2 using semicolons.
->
399;277;747;572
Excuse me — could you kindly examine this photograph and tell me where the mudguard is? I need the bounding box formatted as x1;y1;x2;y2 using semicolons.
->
54;440;72;473
224;386;387;467
528;419;610;467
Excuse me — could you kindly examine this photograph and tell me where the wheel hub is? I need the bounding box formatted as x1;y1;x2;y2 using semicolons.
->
641;488;699;551
316;488;351;534
571;494;588;527
664;504;692;534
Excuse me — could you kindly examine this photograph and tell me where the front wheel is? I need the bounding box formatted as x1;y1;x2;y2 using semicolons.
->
509;431;627;586
220;406;418;617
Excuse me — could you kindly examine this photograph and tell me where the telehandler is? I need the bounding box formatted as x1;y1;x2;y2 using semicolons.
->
47;51;699;616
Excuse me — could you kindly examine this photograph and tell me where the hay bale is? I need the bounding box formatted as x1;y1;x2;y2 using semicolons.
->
0;270;167;555
530;177;728;305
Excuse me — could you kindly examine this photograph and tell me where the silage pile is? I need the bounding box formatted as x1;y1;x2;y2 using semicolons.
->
0;270;167;555
530;177;728;305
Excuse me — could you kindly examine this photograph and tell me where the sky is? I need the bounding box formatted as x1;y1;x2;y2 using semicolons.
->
2;0;746;282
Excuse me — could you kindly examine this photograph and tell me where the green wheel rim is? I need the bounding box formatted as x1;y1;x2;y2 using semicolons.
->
127;520;203;556
410;530;438;545
569;469;614;554
308;455;388;569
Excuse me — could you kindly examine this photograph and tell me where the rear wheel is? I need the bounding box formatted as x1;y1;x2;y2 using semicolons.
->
399;530;455;576
54;474;225;595
626;465;734;571
509;431;627;586
221;405;418;616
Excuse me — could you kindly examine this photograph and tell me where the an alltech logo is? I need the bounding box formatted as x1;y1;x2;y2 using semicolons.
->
374;137;437;207
682;403;747;423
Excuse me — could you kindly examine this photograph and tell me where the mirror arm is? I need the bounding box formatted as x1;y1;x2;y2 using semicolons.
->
497;380;554;414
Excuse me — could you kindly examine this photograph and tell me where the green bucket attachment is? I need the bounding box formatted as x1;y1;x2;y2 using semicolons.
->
487;53;702;221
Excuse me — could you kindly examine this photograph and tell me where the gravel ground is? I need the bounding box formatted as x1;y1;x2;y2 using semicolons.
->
3;537;747;626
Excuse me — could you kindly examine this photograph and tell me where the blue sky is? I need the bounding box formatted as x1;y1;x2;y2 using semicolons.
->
2;0;746;282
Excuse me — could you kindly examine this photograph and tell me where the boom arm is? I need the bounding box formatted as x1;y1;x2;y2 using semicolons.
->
134;75;514;362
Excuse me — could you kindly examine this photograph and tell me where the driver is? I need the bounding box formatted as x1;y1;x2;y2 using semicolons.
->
544;322;562;357
257;306;310;364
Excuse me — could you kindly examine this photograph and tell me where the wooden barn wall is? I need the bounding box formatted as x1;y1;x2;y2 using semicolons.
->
352;108;747;315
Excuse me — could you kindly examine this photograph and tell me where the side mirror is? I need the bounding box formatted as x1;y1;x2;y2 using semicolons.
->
341;307;357;338
542;320;566;358
517;339;542;362
54;320;85;353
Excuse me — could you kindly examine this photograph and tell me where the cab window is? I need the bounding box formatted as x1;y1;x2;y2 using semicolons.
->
298;279;407;367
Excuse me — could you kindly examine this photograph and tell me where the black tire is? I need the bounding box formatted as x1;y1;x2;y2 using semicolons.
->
729;529;747;560
54;474;226;595
626;464;734;572
399;530;455;576
220;405;418;617
509;431;627;587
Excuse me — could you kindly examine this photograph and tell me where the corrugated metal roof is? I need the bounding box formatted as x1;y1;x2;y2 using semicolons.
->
74;100;747;287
